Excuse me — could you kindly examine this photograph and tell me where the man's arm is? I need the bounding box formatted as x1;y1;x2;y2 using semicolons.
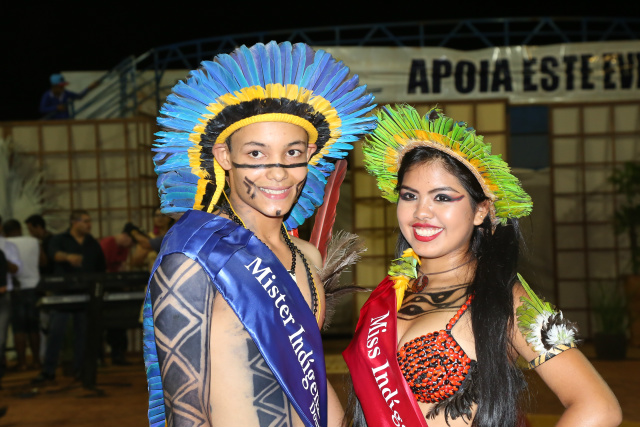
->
148;253;215;426
48;234;82;267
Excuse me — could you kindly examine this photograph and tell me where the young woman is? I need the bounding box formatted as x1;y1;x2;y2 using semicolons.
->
343;105;622;427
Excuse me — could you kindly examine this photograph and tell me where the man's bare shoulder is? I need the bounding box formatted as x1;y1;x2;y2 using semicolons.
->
150;252;211;293
290;237;322;271
153;252;200;272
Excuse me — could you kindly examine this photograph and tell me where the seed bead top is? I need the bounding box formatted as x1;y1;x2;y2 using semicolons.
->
397;294;475;404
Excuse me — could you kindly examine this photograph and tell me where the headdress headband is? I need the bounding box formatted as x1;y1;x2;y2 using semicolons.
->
154;41;377;229
363;105;532;225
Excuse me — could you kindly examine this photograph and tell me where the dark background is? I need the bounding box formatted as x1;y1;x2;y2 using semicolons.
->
2;1;635;121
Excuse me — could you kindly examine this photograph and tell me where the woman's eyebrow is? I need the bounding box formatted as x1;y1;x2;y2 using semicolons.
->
428;186;460;194
399;185;419;193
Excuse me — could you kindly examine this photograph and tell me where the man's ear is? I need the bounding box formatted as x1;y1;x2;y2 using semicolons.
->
306;143;317;162
473;200;491;226
212;143;232;171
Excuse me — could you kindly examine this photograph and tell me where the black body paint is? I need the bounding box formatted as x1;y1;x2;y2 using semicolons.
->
398;283;469;320
149;253;215;426
247;339;294;427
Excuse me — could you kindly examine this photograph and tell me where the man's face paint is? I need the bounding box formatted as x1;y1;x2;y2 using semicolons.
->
218;121;316;221
243;177;258;199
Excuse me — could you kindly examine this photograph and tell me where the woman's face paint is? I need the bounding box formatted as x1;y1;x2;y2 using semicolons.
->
214;121;316;221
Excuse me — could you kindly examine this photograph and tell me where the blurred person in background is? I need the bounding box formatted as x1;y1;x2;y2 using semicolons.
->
25;214;55;277
3;220;41;371
99;225;142;365
0;248;8;416
130;209;175;271
32;210;105;384
0;216;22;385
39;73;100;120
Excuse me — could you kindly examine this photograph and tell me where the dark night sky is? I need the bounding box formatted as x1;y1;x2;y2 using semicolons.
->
3;1;636;121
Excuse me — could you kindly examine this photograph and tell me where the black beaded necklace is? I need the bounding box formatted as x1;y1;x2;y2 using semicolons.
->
223;205;318;317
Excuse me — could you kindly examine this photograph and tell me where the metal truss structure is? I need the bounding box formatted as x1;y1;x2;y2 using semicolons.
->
74;17;640;119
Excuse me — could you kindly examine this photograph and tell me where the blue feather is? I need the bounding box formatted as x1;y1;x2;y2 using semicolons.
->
157;117;196;133
161;107;203;123
166;93;211;116
252;43;269;86
164;173;199;184
162;206;189;214
267;41;282;86
300;50;331;90
284;212;302;229
148;404;165;416
155;156;189;173
233;45;260;87
153;146;191;154
312;58;338;95
200;61;234;97
206;60;241;94
153;140;192;150
326;75;359;102
291;43;308;86
316;63;349;99
216;54;249;90
172;81;212;106
332;84;368;110
303;188;324;206
149;390;163;401
155;132;193;145
297;196;315;212
280;42;293;85
165;187;196;196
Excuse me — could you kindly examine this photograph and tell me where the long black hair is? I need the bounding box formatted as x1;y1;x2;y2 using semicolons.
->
393;146;527;427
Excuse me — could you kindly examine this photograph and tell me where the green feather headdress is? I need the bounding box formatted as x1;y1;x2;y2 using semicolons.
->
363;105;532;225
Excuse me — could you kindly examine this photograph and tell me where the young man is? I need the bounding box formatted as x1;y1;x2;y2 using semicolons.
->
144;41;376;427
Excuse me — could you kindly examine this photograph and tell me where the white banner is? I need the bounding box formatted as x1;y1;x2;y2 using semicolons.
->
322;41;640;104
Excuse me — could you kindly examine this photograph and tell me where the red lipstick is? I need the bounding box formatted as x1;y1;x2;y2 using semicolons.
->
412;224;443;242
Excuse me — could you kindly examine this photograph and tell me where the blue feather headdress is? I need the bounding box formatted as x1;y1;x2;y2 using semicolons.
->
154;41;377;229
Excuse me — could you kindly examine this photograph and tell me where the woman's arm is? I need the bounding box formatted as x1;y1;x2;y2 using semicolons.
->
534;349;622;427
511;284;622;427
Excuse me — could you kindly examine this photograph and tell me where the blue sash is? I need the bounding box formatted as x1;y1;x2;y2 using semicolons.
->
143;210;327;427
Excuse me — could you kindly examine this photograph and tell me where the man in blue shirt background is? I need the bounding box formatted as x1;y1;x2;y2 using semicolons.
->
39;73;99;119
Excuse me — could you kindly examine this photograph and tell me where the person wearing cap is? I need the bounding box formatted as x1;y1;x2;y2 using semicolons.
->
39;73;99;119
142;41;376;427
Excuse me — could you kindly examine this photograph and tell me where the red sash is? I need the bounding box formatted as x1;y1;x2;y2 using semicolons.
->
343;277;428;427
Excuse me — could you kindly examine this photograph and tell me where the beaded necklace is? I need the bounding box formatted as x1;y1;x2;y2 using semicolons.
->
222;203;319;318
